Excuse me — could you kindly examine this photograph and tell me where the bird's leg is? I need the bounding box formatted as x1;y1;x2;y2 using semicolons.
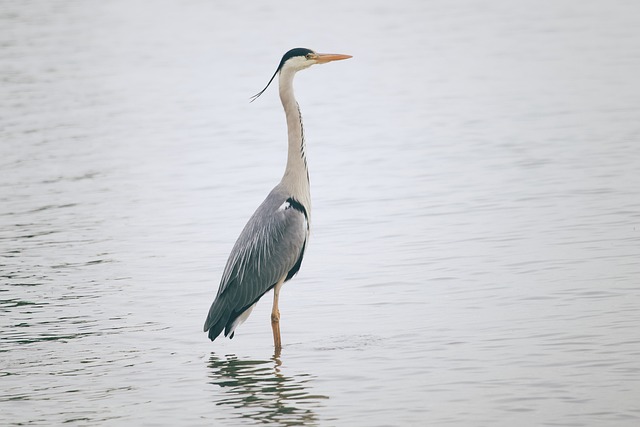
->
271;280;284;351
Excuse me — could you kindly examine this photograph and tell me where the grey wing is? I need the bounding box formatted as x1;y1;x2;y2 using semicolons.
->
203;193;308;341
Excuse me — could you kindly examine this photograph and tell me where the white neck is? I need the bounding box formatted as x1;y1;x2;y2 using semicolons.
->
278;68;311;212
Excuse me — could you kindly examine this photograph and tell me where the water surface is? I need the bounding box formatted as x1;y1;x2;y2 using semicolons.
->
2;1;640;426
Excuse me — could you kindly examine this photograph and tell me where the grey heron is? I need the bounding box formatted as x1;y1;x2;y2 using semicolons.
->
204;48;351;350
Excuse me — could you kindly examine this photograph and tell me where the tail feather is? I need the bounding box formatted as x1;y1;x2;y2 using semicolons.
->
207;321;226;341
204;298;257;342
204;300;229;341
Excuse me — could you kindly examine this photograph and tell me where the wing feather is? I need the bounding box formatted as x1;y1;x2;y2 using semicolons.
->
204;188;308;340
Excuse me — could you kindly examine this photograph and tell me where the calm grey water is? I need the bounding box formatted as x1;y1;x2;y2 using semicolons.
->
2;1;640;426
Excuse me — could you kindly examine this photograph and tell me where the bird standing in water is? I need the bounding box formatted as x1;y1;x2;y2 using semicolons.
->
204;48;352;351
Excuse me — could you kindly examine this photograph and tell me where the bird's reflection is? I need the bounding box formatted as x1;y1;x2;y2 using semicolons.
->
207;352;328;426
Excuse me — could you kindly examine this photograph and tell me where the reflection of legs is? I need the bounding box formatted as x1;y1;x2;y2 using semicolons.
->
271;279;284;351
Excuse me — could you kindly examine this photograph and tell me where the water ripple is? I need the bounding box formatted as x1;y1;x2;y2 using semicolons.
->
207;353;328;426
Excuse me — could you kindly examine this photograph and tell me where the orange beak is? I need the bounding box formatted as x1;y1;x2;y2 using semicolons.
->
313;53;353;64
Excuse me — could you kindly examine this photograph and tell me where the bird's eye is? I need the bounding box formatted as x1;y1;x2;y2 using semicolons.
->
305;53;313;60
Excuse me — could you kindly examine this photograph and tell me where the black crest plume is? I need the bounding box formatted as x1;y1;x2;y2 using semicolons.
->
249;48;315;102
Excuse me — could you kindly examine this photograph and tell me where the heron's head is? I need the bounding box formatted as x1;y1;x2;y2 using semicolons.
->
250;48;352;102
